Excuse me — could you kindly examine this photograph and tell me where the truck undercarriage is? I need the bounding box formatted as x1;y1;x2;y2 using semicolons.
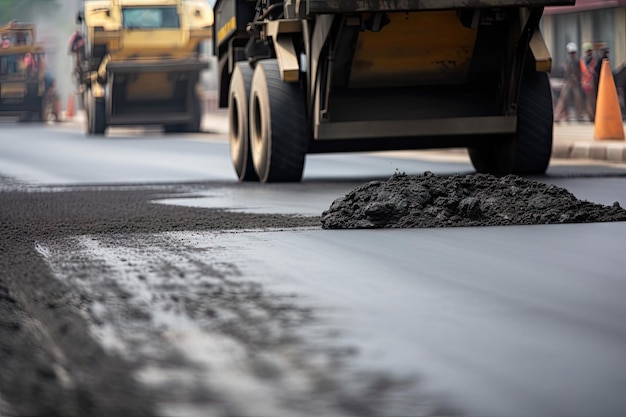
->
214;0;575;182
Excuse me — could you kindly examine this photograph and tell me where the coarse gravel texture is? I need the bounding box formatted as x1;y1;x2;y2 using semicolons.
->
321;172;626;229
0;177;455;417
0;179;320;417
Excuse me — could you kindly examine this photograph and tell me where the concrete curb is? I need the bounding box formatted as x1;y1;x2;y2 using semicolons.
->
551;120;626;164
553;138;626;164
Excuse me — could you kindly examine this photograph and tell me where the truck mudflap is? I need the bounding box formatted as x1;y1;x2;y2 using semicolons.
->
106;112;196;126
305;0;575;14
314;115;517;140
105;58;209;74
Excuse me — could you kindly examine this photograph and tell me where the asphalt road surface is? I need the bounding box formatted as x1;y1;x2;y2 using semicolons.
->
1;119;626;417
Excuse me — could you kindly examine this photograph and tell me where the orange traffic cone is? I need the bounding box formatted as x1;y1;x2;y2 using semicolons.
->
66;94;75;120
594;60;625;140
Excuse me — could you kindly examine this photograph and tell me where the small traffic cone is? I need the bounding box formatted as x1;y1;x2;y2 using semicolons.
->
594;60;625;141
66;94;75;120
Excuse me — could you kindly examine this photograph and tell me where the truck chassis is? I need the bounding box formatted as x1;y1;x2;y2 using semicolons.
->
76;0;213;135
213;0;575;182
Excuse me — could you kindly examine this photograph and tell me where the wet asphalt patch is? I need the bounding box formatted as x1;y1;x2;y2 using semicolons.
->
6;170;623;416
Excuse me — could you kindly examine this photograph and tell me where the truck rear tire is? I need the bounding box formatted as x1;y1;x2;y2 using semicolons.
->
86;89;106;136
249;59;308;183
468;136;514;176
164;98;202;133
183;97;202;133
37;97;46;122
513;70;553;175
19;97;45;123
19;112;34;123
469;70;553;176
229;62;258;181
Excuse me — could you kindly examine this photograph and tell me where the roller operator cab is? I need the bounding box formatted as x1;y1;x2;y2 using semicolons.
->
0;20;48;122
76;0;213;135
213;0;576;182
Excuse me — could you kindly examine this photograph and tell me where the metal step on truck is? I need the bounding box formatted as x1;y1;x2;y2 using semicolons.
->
75;0;214;135
213;0;575;182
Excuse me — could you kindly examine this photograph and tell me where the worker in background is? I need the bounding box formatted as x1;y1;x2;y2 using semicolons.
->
15;31;26;45
1;33;10;48
554;42;585;123
68;30;85;84
44;72;59;122
38;51;58;121
580;42;596;122
594;45;610;99
22;52;36;79
2;34;16;72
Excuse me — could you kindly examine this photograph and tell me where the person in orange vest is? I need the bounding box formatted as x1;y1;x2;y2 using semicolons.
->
22;52;37;79
580;42;597;122
1;33;10;48
68;30;85;84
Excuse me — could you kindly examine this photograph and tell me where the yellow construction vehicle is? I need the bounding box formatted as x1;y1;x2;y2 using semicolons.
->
214;0;576;182
0;20;48;122
75;0;213;135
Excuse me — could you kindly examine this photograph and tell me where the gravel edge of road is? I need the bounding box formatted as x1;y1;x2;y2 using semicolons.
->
0;177;321;416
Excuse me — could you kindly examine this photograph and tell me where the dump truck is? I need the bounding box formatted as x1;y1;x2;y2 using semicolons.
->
213;0;576;182
0;20;49;122
75;0;213;135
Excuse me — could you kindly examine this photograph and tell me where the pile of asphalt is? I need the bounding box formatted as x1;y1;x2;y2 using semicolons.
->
321;172;626;229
